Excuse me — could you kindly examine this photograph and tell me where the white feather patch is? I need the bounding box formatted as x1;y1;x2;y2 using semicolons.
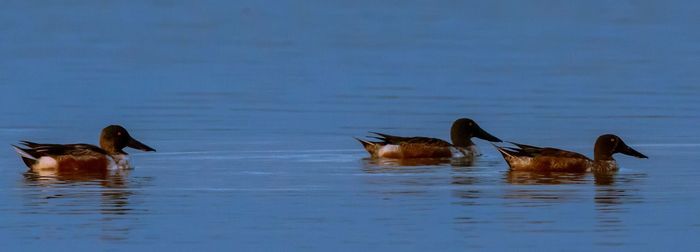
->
509;156;533;168
33;156;58;170
109;154;131;170
450;146;477;158
378;145;400;157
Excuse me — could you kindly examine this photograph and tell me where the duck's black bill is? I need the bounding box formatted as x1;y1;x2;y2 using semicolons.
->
475;127;502;142
618;143;647;159
127;138;156;152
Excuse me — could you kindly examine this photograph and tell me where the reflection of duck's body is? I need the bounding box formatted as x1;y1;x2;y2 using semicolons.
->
356;118;501;159
13;125;155;174
505;170;588;185
24;168;129;187
22;165;137;240
495;134;647;172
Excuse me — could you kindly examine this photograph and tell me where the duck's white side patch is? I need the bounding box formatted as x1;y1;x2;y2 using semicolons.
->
33;156;58;170
509;156;533;168
378;145;400;157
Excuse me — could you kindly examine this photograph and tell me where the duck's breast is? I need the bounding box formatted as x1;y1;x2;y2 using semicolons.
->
449;146;477;158
591;160;618;172
110;154;132;169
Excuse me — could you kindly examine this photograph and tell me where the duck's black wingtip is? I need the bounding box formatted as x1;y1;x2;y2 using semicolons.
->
11;144;37;168
506;141;521;146
354;137;373;148
19;140;41;148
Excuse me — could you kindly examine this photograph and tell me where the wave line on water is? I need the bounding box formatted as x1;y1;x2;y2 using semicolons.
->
147;149;364;156
635;143;700;147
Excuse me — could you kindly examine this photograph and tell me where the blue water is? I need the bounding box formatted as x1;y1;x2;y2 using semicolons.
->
1;1;700;251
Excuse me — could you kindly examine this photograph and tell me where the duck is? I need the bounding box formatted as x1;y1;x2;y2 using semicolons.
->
12;125;155;173
494;134;647;172
356;118;502;159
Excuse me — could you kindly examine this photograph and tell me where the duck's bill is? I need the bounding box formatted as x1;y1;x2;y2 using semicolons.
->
127;138;156;152
619;143;647;159
475;127;502;142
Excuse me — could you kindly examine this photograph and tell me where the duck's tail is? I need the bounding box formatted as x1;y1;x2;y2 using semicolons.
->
12;145;38;167
493;143;520;162
355;137;380;157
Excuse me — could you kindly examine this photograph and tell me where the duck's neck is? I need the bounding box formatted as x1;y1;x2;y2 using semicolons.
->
592;144;618;171
102;145;126;156
593;141;615;161
451;136;474;148
593;152;615;161
451;128;474;147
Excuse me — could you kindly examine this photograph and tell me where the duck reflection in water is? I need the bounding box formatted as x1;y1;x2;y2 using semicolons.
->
504;170;588;185
593;170;646;237
22;167;141;241
504;167;640;186
363;157;474;167
503;167;641;186
24;167;130;187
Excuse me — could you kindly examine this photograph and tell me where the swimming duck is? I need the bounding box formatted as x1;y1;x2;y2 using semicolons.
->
495;134;647;172
13;125;155;172
356;118;502;159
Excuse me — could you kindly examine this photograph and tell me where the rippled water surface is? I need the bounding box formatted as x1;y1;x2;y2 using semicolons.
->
1;1;700;251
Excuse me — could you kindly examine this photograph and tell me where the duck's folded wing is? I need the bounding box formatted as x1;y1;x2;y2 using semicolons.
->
505;142;590;160
368;132;410;144
369;132;451;146
537;148;591;160
19;141;107;157
402;137;452;146
502;142;544;157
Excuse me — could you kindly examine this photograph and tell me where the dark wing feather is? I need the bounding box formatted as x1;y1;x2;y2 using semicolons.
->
19;141;107;157
369;132;452;147
402;137;452;146
368;132;411;144
20;141;42;148
494;145;522;157
537;148;591;160
507;142;543;153
505;142;590;160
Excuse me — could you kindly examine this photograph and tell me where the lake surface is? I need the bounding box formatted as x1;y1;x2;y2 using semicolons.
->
1;1;700;251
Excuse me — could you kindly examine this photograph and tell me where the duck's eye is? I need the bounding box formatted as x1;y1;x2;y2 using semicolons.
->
117;132;122;136
610;138;615;142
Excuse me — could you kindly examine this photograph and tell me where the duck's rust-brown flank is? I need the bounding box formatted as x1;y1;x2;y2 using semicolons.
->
513;155;590;172
55;155;110;172
382;143;454;159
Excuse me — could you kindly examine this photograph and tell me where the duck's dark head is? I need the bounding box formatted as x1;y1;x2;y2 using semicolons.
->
100;125;156;155
594;134;647;161
450;118;502;147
